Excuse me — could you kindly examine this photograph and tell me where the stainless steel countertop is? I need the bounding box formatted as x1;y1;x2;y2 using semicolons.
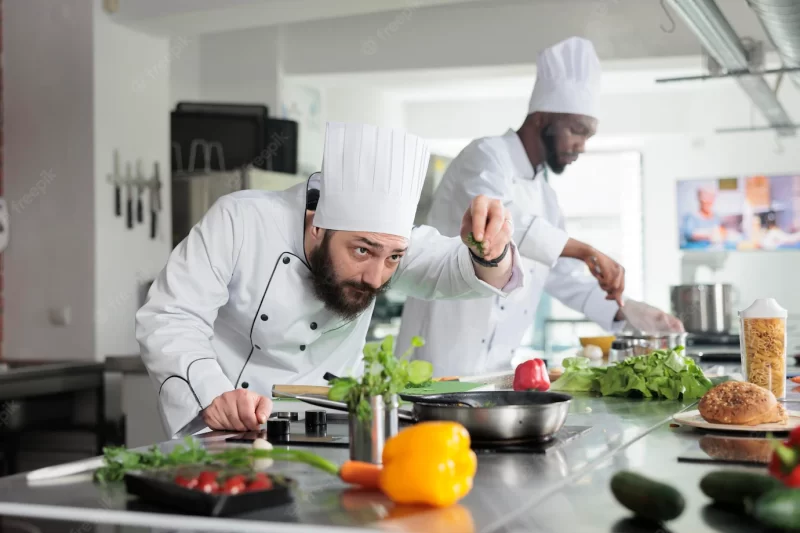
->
2;381;783;533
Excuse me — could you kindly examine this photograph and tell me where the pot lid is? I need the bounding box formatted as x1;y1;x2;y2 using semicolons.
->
739;298;787;319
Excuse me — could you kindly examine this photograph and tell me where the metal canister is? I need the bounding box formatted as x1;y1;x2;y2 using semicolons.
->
608;339;634;362
349;394;399;464
385;393;399;438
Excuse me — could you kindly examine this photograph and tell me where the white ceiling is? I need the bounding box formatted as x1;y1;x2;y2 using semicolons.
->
110;0;486;36
110;0;774;48
287;54;788;102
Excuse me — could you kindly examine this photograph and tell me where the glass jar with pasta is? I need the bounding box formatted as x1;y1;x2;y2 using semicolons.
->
739;298;788;399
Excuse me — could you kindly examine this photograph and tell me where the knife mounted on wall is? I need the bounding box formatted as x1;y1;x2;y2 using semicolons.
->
125;162;133;229
150;162;161;240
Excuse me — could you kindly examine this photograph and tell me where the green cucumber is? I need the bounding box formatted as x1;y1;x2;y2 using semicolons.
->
752;488;800;530
610;471;685;522
700;471;784;507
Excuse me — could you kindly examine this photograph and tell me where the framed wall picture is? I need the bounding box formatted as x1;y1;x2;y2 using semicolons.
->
677;174;800;251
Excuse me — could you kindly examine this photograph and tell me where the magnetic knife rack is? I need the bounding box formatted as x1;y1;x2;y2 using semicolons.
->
106;149;163;239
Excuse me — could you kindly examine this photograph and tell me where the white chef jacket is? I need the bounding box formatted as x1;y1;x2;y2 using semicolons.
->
136;179;526;439
397;129;622;376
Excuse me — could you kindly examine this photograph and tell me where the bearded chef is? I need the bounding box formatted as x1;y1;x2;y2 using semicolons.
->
397;37;684;377
136;121;526;438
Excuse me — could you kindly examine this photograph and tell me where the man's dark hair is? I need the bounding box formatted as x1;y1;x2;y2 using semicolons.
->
306;189;320;211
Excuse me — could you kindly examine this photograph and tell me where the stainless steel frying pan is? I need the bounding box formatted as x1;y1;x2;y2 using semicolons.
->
272;390;572;443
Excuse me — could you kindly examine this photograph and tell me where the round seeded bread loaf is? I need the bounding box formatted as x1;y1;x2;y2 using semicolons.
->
698;381;785;425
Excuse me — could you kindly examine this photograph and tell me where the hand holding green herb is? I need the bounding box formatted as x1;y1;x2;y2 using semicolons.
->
328;335;432;421
466;232;485;257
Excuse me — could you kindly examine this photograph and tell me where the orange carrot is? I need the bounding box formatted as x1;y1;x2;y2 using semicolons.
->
339;460;382;489
792;376;800;384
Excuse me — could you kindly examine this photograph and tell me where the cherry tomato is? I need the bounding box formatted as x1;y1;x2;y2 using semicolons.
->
197;471;218;484
247;478;273;491
198;480;219;494
221;475;247;495
789;428;800;447
174;475;198;489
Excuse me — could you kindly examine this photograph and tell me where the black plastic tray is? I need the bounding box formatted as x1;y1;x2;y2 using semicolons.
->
124;467;295;517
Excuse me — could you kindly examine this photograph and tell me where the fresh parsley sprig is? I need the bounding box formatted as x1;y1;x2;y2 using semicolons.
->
328;335;431;422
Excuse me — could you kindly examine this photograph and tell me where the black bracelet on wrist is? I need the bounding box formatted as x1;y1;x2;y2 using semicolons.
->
469;243;510;267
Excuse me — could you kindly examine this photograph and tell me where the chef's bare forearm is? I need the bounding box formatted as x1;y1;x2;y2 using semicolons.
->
471;252;513;289
561;238;596;261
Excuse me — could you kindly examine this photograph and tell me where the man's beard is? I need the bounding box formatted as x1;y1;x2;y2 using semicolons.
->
541;126;567;175
308;232;389;321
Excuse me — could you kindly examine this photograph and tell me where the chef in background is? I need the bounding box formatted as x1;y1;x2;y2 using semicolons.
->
397;37;683;377
681;187;725;248
760;210;800;250
136;121;526;438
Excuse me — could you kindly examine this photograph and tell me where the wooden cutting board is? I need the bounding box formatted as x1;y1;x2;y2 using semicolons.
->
272;384;331;396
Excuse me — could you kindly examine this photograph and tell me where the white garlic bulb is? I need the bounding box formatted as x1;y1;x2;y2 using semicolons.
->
252;438;274;470
582;345;604;360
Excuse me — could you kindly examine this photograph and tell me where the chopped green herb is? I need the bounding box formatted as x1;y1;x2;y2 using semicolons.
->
467;232;485;256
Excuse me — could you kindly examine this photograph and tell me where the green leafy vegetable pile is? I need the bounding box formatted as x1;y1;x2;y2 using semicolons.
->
94;436;339;484
549;347;713;400
328;335;432;421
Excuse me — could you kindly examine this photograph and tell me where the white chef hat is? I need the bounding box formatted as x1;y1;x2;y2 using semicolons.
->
528;36;602;119
313;122;431;239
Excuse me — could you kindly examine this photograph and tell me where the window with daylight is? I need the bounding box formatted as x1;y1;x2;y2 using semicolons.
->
529;150;644;352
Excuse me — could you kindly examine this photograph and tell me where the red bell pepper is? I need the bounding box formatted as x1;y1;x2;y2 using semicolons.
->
769;439;800;487
513;359;550;392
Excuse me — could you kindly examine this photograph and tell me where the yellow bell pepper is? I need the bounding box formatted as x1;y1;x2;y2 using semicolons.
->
378;421;477;507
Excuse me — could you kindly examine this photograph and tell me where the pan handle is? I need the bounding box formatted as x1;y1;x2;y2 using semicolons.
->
398;409;415;422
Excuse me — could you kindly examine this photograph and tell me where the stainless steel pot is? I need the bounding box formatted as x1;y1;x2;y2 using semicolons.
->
614;332;689;356
670;284;734;334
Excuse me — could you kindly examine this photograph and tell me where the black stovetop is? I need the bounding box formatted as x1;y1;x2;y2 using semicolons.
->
686;332;739;346
226;412;591;454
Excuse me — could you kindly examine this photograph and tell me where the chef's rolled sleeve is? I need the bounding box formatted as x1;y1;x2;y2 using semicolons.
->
161;362;233;439
517;216;570;267
543;256;623;333
581;287;625;333
187;358;235;410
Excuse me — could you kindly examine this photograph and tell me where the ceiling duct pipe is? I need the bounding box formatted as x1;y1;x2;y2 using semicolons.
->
747;0;800;90
666;0;796;136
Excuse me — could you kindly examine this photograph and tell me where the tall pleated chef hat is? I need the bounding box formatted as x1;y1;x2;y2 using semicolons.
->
528;36;602;119
313;122;431;239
